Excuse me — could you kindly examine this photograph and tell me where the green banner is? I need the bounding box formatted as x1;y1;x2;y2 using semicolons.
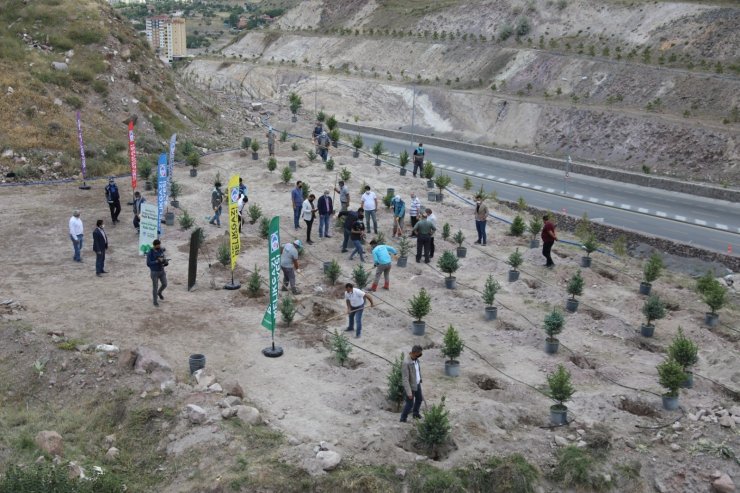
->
261;216;281;332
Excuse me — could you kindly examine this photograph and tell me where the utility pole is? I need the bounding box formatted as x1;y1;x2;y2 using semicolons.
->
314;71;318;116
410;83;416;148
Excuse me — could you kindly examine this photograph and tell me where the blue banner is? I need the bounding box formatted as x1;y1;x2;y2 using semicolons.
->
168;133;177;191
157;153;168;235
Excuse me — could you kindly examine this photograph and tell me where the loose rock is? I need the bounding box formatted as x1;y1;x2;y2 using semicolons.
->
35;430;63;456
713;474;735;493
186;404;207;425
221;407;237;419
104;447;119;462
719;415;736;429
316;450;341;471
51;62;68;71
134;347;171;373
225;381;244;398
234;406;261;425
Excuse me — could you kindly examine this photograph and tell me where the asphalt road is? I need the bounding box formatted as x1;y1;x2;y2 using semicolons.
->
360;134;740;254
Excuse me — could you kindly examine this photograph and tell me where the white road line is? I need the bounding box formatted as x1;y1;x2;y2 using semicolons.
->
546;188;555;193
456;168;465;172
521;182;530;187
533;185;542;190
573;194;583;199
498;177;506;182
716;224;728;230
694;219;707;226
604;200;614;206
656;211;667;217
476;172;485;177
588;197;599;203
638;207;649;213
509;179;518;184
620;204;631;210
675;215;686;221
487;175;495;180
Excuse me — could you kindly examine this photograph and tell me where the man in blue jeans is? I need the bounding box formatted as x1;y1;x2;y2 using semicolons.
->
400;345;424;422
344;282;374;338
147;239;168;307
317;190;334;238
209;182;224;227
337;208;363;253
68;210;84;262
291;181;304;229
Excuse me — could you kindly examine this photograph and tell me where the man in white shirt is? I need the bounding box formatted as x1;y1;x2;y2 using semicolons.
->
237;193;247;233
361;185;379;234
344;282;375;338
68;209;84;262
408;193;422;237
425;208;437;259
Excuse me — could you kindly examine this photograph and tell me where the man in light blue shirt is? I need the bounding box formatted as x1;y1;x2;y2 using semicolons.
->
369;240;398;291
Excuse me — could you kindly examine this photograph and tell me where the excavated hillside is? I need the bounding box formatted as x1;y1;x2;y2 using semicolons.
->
182;0;740;185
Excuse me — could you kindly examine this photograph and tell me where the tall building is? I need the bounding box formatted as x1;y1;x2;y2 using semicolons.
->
145;16;187;63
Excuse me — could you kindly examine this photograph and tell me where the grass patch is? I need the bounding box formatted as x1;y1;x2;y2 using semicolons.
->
550;446;611;490
0;463;126;492
57;338;85;350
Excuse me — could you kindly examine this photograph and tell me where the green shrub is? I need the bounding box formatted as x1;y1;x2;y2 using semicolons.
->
499;24;514;41
398;236;411;257
280;129;288;142
281;167;293;184
246;265;263;297
582;233;599;257
326;114;338;130
463;176;473;190
458;454;539;493
452;229;465;248
259;217;270;238
422;161;435;180
543;309;565;340
169;181;181;200
551;446;593;487
416;396;451;458
410;465;465;493
325;158;335;171
279;296;296;326
437;250;459;278
528;216;542;239
434;174;451;193
217;242;230;266
267;157;277;172
702;281;727;314
307;149;317;161
642;295;666;326
482;275;500;306
441;325;464;362
330;329;352;366
567;270;584;300
399;149;409;167
250;140;260;153
339;167;351;181
64;95;83;109
442;223;451;241
547;364;575;409
695;270;716;295
386;353;405;409
352;134;363;151
408;288;431;321
0;464;125;492
186;152;200;168
69;28;104;45
371;141;384;158
325;259;341;285
509;215;526;236
643;253;663;283
291;142;298;151
317;110;326;122
329;128;340;143
507;248;523;271
667;327;698;370
657;358;686;397
241;137;251;149
247;204;262;224
351;265;369;290
178;209;194;230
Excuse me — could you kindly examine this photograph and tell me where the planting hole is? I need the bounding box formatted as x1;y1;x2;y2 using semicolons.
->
524;279;541;289
497;320;523;331
583;308;604;320
627;338;664;354
596;269;616;280
618;398;659;417
472;374;503;390
569;354;596;370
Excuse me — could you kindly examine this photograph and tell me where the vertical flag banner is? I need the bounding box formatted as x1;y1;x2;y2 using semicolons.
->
168;133;177;191
138;203;158;255
157;153;168;233
76;111;87;179
128;121;137;190
261;217;280;333
227;174;241;271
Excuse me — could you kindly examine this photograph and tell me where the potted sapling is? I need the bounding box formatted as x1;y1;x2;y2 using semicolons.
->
437;250;459;289
351;134;363;158
640;252;663;295
423;161;435;189
170;180;182;208
565;270;584;313
434;174;451;202
482;274;501;321
250;140;260;160
397;236;410;267
701;279;727;327
667;327;698;389
547;364;575;425
441;325;464;377
329;128;340;148
507;248;523;282
399;149;409;176
289;92;302;122
657;358;686;411
186;152;200;178
580;233;599;268
543;309;565;354
372;141;384;166
453;229;466;258
139;159;153;190
407;287;431;336
528;216;543;249
640;294;666;337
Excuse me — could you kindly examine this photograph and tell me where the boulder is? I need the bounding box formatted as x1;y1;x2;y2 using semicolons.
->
193;369;216;387
225;381;244;398
51;62;68;71
224;396;242;407
234;405;261;425
104;447;119;462
186;404;207;425
729;406;740;417
208;383;223;393
316;450;341;471
713;474;735;493
68;462;84;480
134;347;171;373
554;436;569;447
221;407;237;419
719;415;736;429
120;48;131;59
35;430;63;456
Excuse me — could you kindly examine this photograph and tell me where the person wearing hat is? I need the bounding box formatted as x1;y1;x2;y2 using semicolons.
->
400;345;424;422
317;189;334;239
266;126;276;157
68;210;84;262
280;239;302;295
104;177;121;224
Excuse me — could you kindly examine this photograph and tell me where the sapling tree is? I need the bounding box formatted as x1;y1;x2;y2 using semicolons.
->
386;353;405;410
267;157;277;172
528;216;543;240
326;114;338;130
547;364;575;411
325;259;341;285
408;288;431;322
339;167;351;181
482;275;501;307
352;134;363;152
695;270;716;295
246;265;263;297
463;176;473;190
543;309;565;342
250;140;260;154
437;251;459;278
330;329;352;366
642;295;666;327
657;358;686;398
248;204;262;224
279;296;296;326
442;223;451;241
416;396;451;459
510;215;526;236
325;158;335;171
329;128;340;144
643;253;663;284
582;233;599;257
508;248;524;272
667;327;698;371
452;230;465;248
351;264;369;290
399;149;409;168
567;270;584;300
398;236;410;257
217;242;230;266
702;279;727;315
422;161;435;180
186;152;200;170
441;325;464;363
259;217;270;238
371;141;385;159
434;174;451;195
307;149;317;161
289;92;302;116
178;210;194;230
281;167;293;184
170;181;182;201
139;158;153;181
280;129;288;142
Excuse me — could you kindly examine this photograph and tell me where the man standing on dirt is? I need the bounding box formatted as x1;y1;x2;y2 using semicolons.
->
412;143;425;178
93;219;108;277
147;239;168;307
132;191;145;233
266;126;276;157
104;177;121;224
316;131;331;162
542;214;558;268
302;193;318;244
209;182;224;227
425;208;437;259
344;282;374;339
412;212;436;263
69;209;84;262
474;194;489;246
361;185;379;234
334;180;350;212
312;121;323;144
280;239;302;295
337;207;363;253
317;189;334;239
408;192;422;237
391;195;405;238
291;181;304;230
369;239;397;291
400;345;424;422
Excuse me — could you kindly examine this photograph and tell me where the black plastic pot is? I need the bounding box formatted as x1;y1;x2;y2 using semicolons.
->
550;405;568;425
436;193;443;202
386;188;394;197
662;395;679;411
640;323;655;337
444;360;460;377
681;371;694;389
508;270;519;282
289;160;297;171
332;141;338;148
411;321;425;336
484;306;498;321
252;152;259;160
456;247;467;258
165;211;175;226
545;338;560;354
566;298;579;313
374;158;381;166
639;282;652;295
171;200;179;209
530;239;540;249
189;354;205;374
444;277;456;289
580;256;592;268
400;168;407;176
291;115;297;122
426;179;434;189
397;256;407;267
145;181;153;190
189;168;197;177
427;192;437;202
323;261;332;274
353;150;359;158
705;312;719;327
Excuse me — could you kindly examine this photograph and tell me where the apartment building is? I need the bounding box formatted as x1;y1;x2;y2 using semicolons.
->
145;15;187;63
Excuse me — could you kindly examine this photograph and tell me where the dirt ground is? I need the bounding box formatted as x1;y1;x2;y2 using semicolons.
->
1;112;739;491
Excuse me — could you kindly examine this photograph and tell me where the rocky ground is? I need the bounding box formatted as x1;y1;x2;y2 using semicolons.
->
0;105;738;491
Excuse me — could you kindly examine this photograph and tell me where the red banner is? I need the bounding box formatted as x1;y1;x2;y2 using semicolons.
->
128;121;138;190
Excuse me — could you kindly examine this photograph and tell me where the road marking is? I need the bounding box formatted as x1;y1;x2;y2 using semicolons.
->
638;207;649;213
456;168;465;172
588;197;599;203
573;194;583;199
476;172;485;177
509;179;518;184
521;182;530;187
620;204;631;210
498;177;506;182
656;211;667;217
604;200;614;206
487;175;495;180
533;185;542;190
716;224;728;230
546;188;555;193
694;219;707;226
675;215;686;221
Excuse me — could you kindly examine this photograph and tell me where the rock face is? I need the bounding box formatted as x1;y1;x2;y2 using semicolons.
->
186;404;207;425
316;450;341;471
134;347;172;373
35;431;63;456
713;474;735;493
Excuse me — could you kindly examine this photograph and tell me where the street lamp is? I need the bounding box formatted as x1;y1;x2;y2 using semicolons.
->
559;75;588;194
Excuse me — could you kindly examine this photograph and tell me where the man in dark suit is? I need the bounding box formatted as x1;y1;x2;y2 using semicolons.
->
92;219;108;276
